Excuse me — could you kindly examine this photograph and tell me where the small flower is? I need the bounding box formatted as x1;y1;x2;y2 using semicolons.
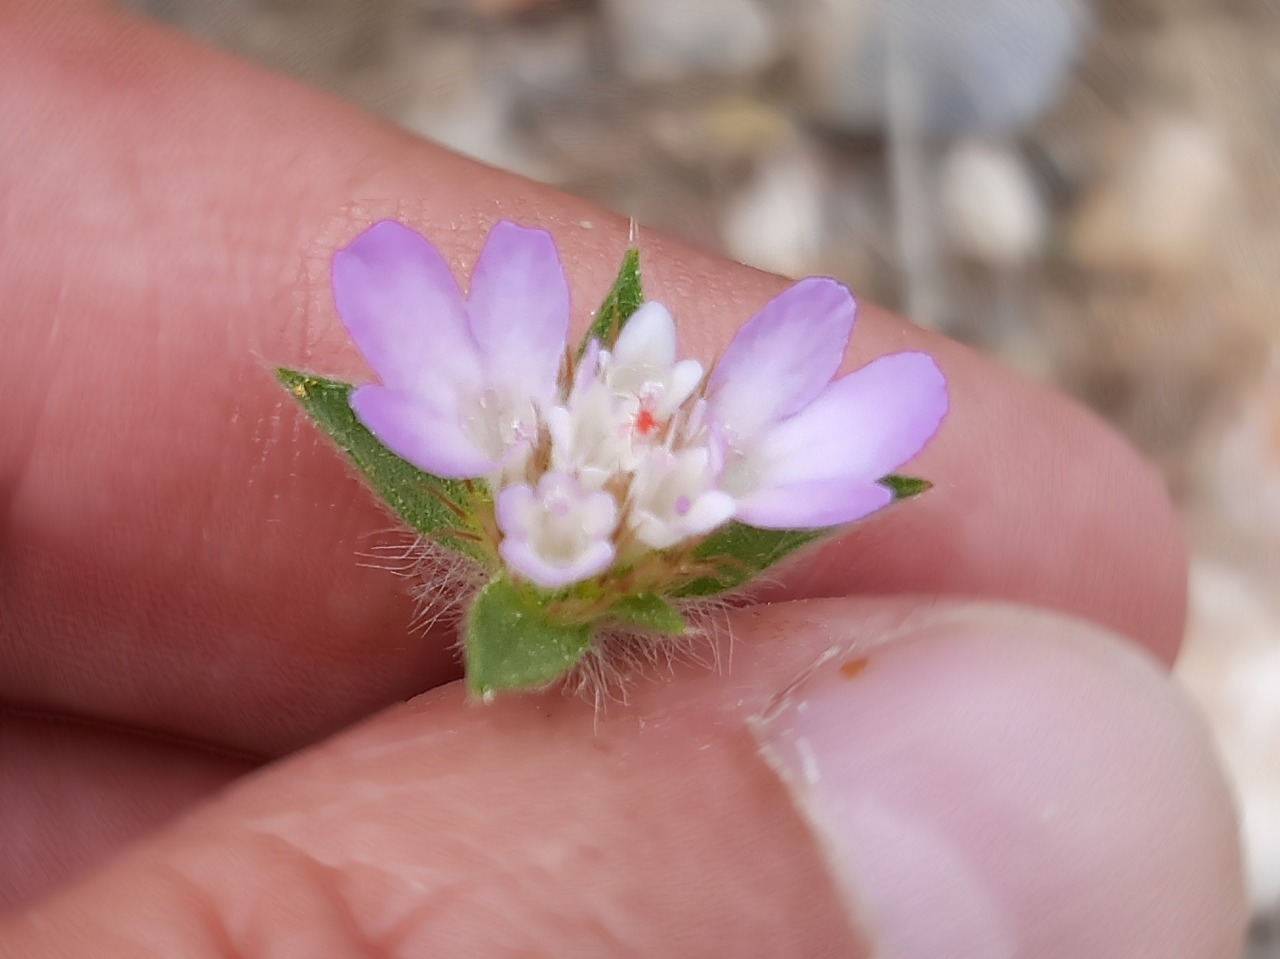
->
627;446;736;550
545;342;638;490
604;301;705;423
334;220;570;480
287;219;951;695
496;473;619;590
546;304;704;490
707;278;948;528
332;219;946;593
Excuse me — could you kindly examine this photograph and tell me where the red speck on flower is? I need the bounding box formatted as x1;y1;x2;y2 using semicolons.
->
635;409;659;436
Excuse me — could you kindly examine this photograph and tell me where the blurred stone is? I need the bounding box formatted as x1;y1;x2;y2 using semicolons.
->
1090;0;1223;25
406;0;559;14
1048;278;1265;474
798;0;1090;137
1202;348;1280;544
646;95;794;167
388;27;560;181
989;323;1058;382
602;0;780;83
1070;116;1236;277
721;143;827;278
939;140;1046;267
1177;560;1280;911
486;15;596;99
532;101;654;177
153;0;404;86
468;0;560;15
821;158;900;304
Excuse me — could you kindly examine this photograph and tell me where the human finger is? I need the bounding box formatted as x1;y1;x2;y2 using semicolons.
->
0;713;248;909
0;2;1182;756
0;599;1243;958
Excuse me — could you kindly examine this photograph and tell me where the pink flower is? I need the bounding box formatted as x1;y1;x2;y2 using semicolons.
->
628;445;736;550
496;473;619;590
332;220;947;591
707;278;948;528
334;220;570;480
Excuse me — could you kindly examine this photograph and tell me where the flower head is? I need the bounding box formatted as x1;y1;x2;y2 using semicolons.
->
331;219;948;593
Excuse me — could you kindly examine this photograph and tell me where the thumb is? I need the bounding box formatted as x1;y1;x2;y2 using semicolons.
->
1;599;1246;958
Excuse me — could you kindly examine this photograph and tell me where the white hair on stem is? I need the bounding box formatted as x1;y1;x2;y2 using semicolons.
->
353;523;793;716
356;529;487;637
559;592;740;715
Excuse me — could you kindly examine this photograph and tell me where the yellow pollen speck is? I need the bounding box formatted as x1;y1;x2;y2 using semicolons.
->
292;383;308;397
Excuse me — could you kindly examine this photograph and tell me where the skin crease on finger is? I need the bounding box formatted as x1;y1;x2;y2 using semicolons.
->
0;712;251;910
0;599;1247;959
0;1;1188;760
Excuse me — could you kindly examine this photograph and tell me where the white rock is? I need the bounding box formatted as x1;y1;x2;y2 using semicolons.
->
602;0;779;83
721;146;827;278
939;140;1046;267
1177;560;1280;910
1243;796;1280;909
1230;646;1280;749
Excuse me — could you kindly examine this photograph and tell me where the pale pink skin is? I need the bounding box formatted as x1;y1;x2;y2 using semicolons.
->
333;221;950;586
752;607;1244;959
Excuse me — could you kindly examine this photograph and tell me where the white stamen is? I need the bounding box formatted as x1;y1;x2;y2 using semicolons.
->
493;302;736;586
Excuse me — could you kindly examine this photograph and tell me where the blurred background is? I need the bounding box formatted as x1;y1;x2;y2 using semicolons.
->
124;0;1280;951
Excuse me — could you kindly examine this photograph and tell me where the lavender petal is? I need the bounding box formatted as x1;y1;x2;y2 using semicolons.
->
332;221;480;397
708;277;856;439
350;384;495;479
757;352;949;489
736;478;894;529
467;222;570;405
499;537;616;591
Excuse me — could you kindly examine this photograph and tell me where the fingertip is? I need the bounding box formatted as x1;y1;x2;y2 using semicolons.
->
753;603;1245;959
